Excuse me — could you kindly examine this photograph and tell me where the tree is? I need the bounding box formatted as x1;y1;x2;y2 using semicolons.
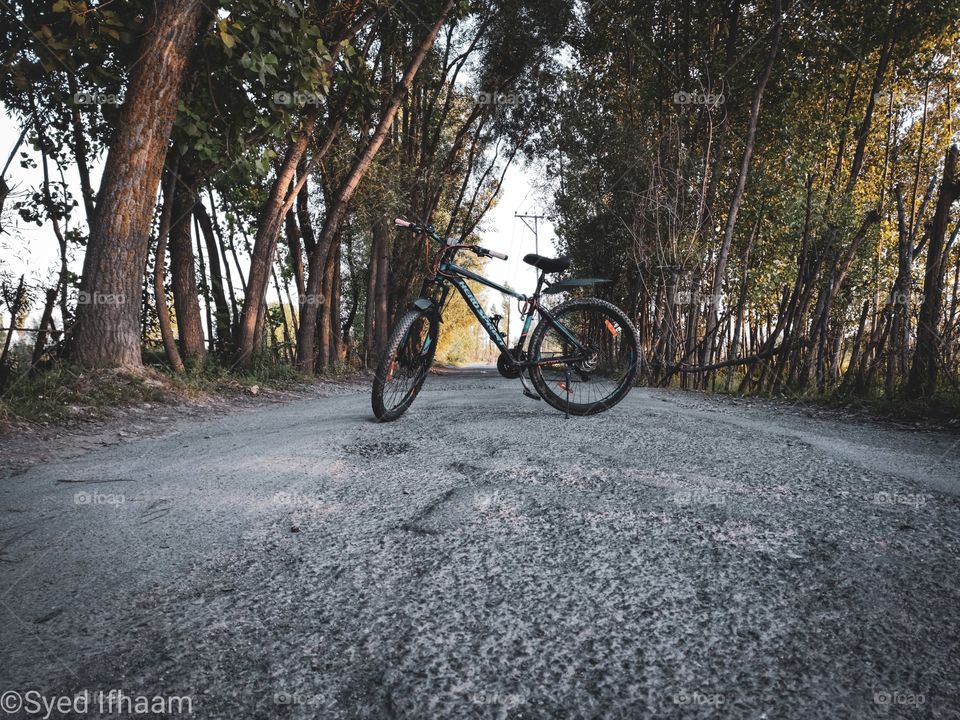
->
72;0;211;368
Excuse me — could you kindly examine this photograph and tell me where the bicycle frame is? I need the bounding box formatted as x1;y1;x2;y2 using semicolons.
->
430;258;587;368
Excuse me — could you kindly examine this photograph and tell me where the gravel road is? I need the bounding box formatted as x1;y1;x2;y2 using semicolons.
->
1;368;959;719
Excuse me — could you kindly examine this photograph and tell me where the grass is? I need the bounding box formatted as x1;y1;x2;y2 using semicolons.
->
654;366;960;425
0;354;330;431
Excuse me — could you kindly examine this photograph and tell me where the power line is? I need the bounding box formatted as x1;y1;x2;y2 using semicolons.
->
514;212;548;255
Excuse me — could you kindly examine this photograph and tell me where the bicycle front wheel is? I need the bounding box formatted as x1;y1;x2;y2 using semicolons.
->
372;308;438;421
528;298;639;416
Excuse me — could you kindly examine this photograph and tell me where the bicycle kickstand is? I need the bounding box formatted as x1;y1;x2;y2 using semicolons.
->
564;367;572;419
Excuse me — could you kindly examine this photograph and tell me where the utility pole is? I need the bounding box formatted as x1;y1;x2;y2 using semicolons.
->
515;212;547;255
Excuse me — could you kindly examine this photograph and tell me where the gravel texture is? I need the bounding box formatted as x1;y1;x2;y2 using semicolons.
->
1;368;958;719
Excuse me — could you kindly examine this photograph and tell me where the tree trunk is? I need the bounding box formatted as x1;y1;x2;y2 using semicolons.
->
168;170;206;363
0;275;26;388
907;145;960;396
194;200;231;353
702;0;782;372
206;190;240;339
234;111;319;368
372;214;392;361
72;0;210;368
194;214;214;353
154;163;185;372
297;0;455;374
66;74;97;225
285;209;306;299
31;287;59;366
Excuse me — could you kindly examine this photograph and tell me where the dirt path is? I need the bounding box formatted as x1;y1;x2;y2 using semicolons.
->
1;368;958;718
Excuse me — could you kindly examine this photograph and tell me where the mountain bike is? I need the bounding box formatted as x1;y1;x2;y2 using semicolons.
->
371;218;639;421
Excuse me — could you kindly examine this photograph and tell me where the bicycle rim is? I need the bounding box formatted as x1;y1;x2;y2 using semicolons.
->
533;303;637;412
379;314;434;415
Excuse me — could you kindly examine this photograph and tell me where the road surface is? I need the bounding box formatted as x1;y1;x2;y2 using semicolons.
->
1;368;958;718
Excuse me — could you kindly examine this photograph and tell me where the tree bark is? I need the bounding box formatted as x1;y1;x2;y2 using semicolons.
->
373;214;391;360
154;163;185;372
907;145;960;396
194;200;231;353
31;288;59;366
72;0;210;368
168;169;206;363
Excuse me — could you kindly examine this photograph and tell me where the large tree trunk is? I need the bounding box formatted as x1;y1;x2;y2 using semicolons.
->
298;0;455;374
907;145;960;396
72;0;210;368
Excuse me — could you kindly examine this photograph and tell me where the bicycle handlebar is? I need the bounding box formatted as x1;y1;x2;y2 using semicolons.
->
394;218;507;261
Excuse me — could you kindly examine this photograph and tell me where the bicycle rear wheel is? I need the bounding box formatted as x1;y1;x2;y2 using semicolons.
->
528;298;639;415
372;308;438;421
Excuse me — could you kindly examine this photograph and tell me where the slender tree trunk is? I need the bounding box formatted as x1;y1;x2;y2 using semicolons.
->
373;214;391;360
66;74;97;225
194;214;214;353
285;209;306;299
72;0;211;368
235;111;319;367
703;0;781;373
168;170;206;363
31;288;59;366
194;200;231;353
0;276;26;388
297;0;455;374
154;163;185;372
907;145;960;396
207;190;240;340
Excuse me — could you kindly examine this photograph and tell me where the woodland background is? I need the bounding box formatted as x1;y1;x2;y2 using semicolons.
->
2;0;960;415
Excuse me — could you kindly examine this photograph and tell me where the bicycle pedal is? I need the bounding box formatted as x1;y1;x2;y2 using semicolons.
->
522;389;541;401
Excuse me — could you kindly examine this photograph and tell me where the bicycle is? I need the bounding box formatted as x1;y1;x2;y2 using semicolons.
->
371;218;640;421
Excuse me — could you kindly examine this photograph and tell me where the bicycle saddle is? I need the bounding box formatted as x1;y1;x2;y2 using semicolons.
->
523;253;572;273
